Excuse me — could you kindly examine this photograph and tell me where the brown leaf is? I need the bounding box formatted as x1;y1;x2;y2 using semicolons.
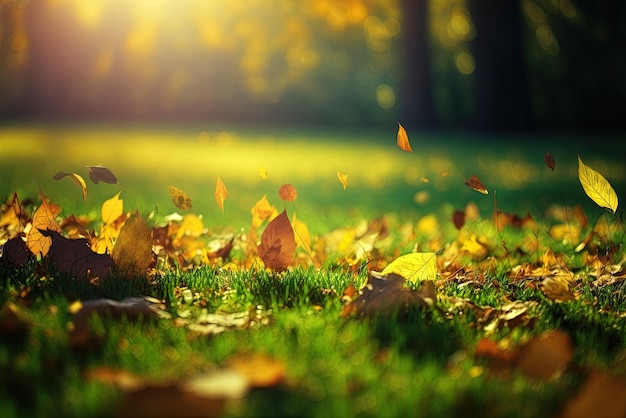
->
1;236;31;268
396;121;412;152
452;210;465;230
515;330;573;380
559;369;626;418
42;229;113;279
258;209;296;272
26;190;62;257
544;151;555;171
87;165;118;185
112;209;153;277
215;176;228;213
53;171;87;202
278;184;297;202
168;186;192;210
464;176;488;195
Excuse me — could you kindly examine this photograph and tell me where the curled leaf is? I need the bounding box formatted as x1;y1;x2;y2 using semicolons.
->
396;122;412;152
278;184;297;202
464;176;488;195
215;176;228;213
53;171;87;202
168;186;192;210
578;155;618;214
87;165;118;185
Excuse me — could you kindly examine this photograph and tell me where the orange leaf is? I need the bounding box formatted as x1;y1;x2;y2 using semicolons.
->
464;175;488;195
86;165;118;185
168;186;192;210
278;184;297;202
337;171;349;190
26;190;62;257
396;122;412;153
53;171;87;202
215;176;228;213
258;209;296;272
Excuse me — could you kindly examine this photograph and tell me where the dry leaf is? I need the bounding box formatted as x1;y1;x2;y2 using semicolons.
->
251;194;277;229
112;209;153;277
464;175;489;195
396;122;412;152
258;209;296;272
578;155;618;214
559;369;626;418
53;171;87;202
101;191;123;224
1;237;31;268
228;353;286;388
26;190;62;257
87;165;118;185
544;151;555;171
169;186;192;210
337;171;349;190
215;176;228;213
42;229;113;279
278;184;297;202
515;330;573;380
380;252;437;284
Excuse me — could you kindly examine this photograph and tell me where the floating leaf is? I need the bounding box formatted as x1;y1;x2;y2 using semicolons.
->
87;165;118;185
464;175;488;195
169;186;192;210
26;190;62;257
53;171;87;202
396;122;412;152
258;167;268;179
112;209;153;277
578;155;618;214
215;176;228;213
380;252;437;284
278;184;297;202
258;209;296;272
544;151;555;171
337;171;349;190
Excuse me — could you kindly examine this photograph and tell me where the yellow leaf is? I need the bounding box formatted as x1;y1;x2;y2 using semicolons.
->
337;171;348;190
259;167;268;179
578;155;618;214
215;176;228;213
26;190;62;257
175;213;204;240
53;171;87;202
380;252;437;284
169;186;192;210
101;192;123;225
112;209;152;277
292;212;312;256
396;122;412;153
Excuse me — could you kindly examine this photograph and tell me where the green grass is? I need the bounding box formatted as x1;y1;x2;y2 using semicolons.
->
2;124;626;417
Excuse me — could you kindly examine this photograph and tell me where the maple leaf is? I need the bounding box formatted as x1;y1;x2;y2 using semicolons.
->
25;190;62;257
215;175;228;213
53;171;87;202
41;229;113;279
337;171;349;190
87;165;118;185
578;155;618;214
396;121;412;152
258;209;296;272
278;184;297;202
112;209;153;277
464;175;488;195
544;151;555;171
168;186;192;210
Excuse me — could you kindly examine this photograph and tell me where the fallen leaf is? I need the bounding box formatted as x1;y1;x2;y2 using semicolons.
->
337;171;349;190
1;236;31;268
559;369;626;418
182;370;249;400
578;155;618;214
464;176;488;195
258;209;296;272
278;184;297;202
396;122;412;152
292;212;312;256
112;209;153;277
215;176;228;213
251;194;277;229
53;171;87;201
228;353;286;388
380;252;437;284
42;229;113;279
169;186;192;210
87;165;118;185
26;190;62;257
101;191;124;224
544;151;555;171
515;330;573;380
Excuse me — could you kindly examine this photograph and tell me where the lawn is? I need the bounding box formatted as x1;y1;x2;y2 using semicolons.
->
1;124;626;417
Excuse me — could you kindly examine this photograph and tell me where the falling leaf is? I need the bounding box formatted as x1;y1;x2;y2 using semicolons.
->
380;252;437;284
258;167;268;179
337;171;349;190
464;176;488;195
544;151;555;171
278;184;297;202
112;209;153;277
53;171;87;202
215;176;228;213
396;121;412;152
258;209;296;272
452;210;465;230
169;186;192;210
26;190;62;257
578;155;618;214
41;229;113;279
251;194;277;229
86;165;118;185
